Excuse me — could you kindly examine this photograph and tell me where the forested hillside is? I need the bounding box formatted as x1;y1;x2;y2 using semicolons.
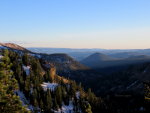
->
1;44;150;113
0;48;103;113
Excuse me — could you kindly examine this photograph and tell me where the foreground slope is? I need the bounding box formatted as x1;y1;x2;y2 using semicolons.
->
0;43;101;89
1;43;150;113
0;45;103;113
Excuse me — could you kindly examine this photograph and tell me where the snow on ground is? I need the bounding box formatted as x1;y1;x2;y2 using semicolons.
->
15;90;41;112
0;55;3;59
15;90;29;105
126;81;138;89
0;45;7;49
28;105;41;112
54;101;74;113
41;82;58;91
22;65;30;75
76;91;80;99
30;87;33;94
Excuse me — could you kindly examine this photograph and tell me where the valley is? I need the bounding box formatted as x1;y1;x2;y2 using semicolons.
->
1;43;150;113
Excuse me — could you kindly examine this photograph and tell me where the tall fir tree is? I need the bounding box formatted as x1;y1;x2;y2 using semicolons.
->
0;49;29;113
45;89;52;112
55;86;63;107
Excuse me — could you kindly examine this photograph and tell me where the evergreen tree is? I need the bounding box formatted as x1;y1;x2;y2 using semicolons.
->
53;97;59;110
87;88;96;104
45;89;52;112
69;81;77;97
81;101;92;113
22;53;29;66
33;97;38;107
144;82;150;111
62;86;69;105
0;49;29;113
39;99;44;112
24;76;31;98
32;88;38;107
144;82;150;100
55;86;63;107
46;70;53;82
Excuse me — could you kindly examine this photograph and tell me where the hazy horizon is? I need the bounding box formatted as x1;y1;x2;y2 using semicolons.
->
1;41;150;50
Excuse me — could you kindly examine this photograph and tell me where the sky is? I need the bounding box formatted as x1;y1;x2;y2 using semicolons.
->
0;0;150;49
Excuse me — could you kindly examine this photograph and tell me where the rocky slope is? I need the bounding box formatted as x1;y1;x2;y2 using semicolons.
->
0;43;31;52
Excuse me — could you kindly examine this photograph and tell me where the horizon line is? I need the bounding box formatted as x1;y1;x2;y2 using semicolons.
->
26;46;150;50
1;42;150;50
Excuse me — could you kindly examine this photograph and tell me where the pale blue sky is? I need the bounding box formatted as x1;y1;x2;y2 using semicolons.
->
0;0;150;49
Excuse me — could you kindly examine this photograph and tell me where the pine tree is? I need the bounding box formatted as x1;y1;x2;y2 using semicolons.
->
32;88;38;107
144;82;150;100
45;89;52;112
69;81;76;97
22;53;29;66
24;76;31;98
62;86;69;105
87;88;96;103
39;99;44;112
46;70;53;82
53;97;59;110
33;97;38;107
0;49;29;113
55;86;63;107
85;103;92;113
81;101;92;113
144;82;150;111
78;82;83;92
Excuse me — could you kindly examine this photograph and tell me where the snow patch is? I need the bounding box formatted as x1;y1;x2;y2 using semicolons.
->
41;82;58;91
30;87;33;94
22;65;30;75
76;91;80;99
126;81;138;89
0;45;7;49
28;105;41;112
15;90;29;105
54;101;74;113
0;55;3;59
15;90;41;112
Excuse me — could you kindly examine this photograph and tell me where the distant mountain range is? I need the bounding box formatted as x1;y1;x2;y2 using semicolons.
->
81;52;150;70
2;42;150;73
28;47;150;61
2;43;150;80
